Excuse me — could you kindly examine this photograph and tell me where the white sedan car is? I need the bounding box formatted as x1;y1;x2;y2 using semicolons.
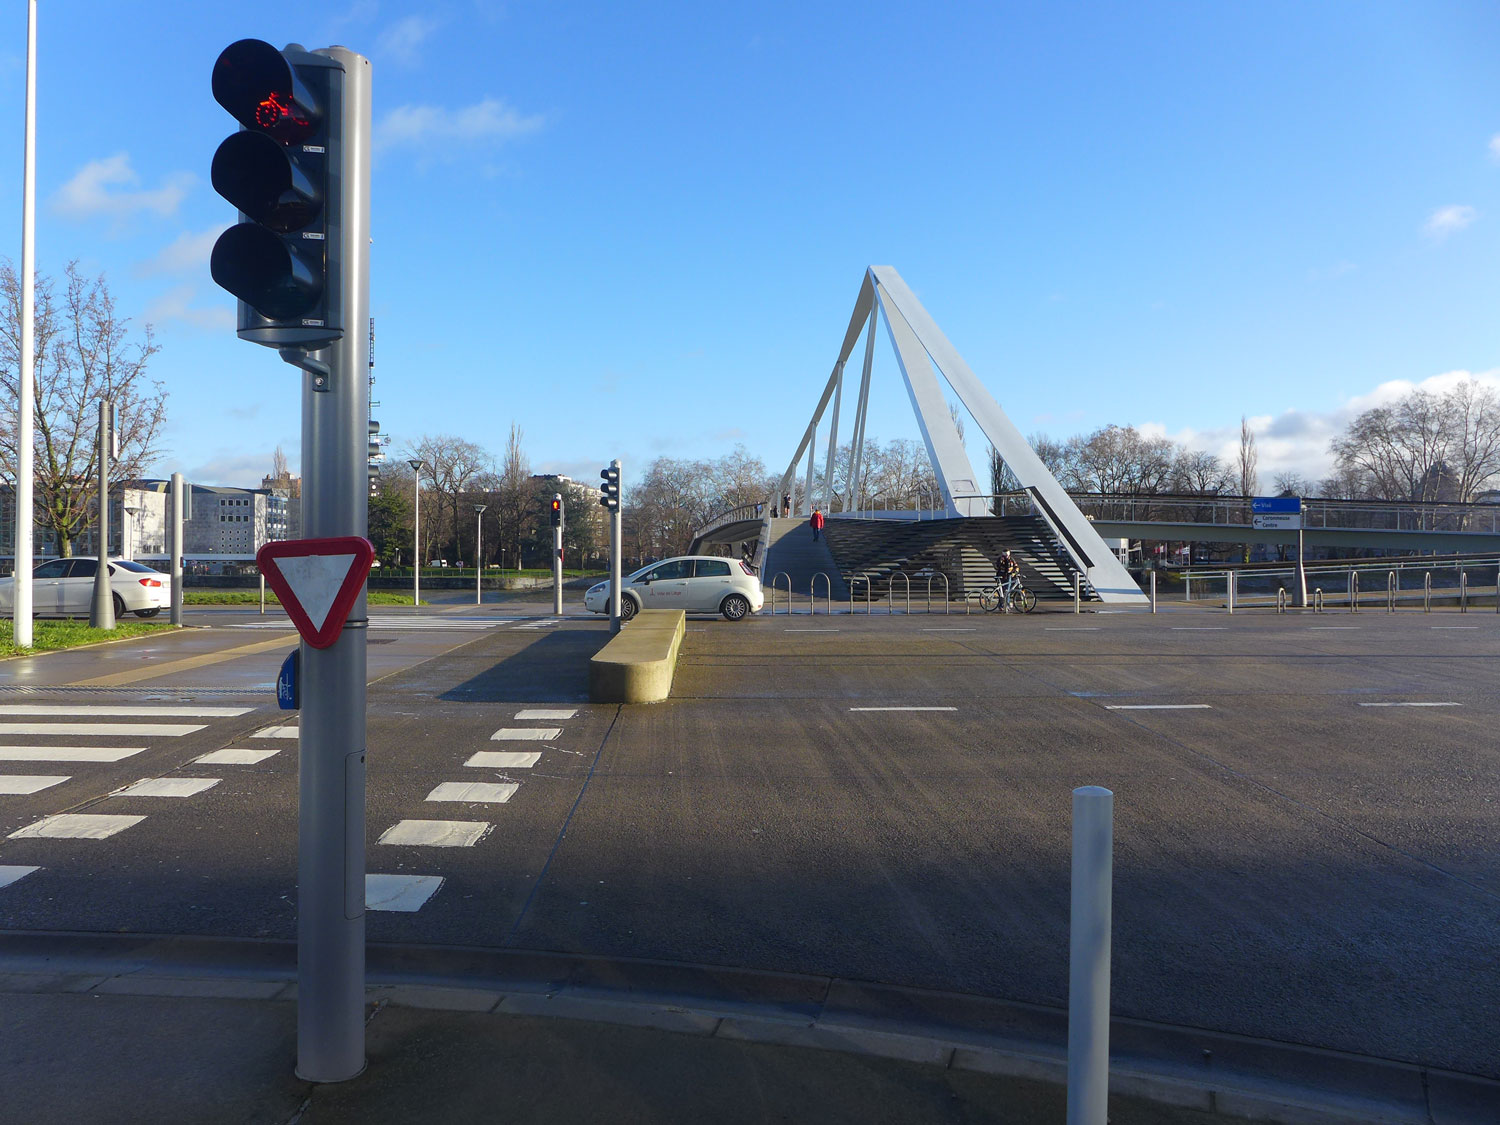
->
585;555;764;621
0;558;170;619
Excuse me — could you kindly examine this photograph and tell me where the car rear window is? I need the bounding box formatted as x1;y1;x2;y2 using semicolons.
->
695;560;731;577
114;560;159;574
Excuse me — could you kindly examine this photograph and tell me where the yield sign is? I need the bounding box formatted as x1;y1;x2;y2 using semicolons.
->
256;537;376;650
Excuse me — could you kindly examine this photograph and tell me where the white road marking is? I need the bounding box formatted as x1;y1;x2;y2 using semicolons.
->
515;709;577;720
491;728;560;741
112;777;221;798
0;865;40;889
1358;702;1461;708
365;873;444;912
195;748;280;766
0;722;205;737
848;706;958;712
1171;627;1226;631
1432;626;1479;630
785;628;839;632
0;775;69;795
0;704;253;718
921;628;976;632
425;781;518;804
253;726;299;739
1046;627;1100;631
1106;704;1213;711
377;819;491;847
9;813;145;840
1309;627;1359;630
0;746;146;762
465;751;540;769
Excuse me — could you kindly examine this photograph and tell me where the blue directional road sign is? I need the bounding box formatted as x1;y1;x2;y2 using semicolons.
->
1252;496;1302;513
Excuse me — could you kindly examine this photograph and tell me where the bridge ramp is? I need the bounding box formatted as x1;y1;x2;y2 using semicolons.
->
761;517;848;601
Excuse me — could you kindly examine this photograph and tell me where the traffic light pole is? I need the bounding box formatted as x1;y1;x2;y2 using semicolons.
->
89;400;114;630
170;472;185;627
610;458;622;634
293;45;371;1085
553;493;564;616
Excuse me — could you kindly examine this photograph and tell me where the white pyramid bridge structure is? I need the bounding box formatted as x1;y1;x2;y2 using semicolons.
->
773;266;1146;605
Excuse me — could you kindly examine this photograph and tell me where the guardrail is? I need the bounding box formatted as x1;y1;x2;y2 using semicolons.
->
1182;561;1499;612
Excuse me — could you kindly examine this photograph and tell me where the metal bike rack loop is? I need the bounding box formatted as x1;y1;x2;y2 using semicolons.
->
1386;571;1397;613
925;572;950;614
849;574;873;615
810;572;831;616
1424;572;1431;613
889;571;911;615
1276;587;1287;614
1348;569;1359;613
769;572;790;615
1313;588;1324;613
1460;569;1468;613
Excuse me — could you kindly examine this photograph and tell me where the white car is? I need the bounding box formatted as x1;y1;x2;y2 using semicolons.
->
0;558;170;619
585;555;764;622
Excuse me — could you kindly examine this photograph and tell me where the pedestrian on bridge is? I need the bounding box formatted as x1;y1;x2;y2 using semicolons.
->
810;506;825;541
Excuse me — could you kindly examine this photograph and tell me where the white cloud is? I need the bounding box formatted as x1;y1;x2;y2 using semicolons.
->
54;153;193;221
145;284;234;332
1136;368;1500;488
1489;133;1500;161
374;98;545;155
138;227;227;277
376;15;442;65
1424;204;1477;239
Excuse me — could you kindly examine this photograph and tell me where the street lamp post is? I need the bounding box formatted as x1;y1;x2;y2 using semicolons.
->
124;505;141;562
473;504;487;605
408;459;425;610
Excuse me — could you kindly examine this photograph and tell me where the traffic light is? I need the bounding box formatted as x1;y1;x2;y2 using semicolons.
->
599;466;620;511
550;495;563;527
210;39;345;348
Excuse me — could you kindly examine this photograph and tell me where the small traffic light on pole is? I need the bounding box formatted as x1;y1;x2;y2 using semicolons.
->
599;465;620;511
210;39;345;350
550;495;563;527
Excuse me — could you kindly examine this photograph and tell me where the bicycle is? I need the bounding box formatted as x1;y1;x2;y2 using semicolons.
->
979;580;1036;614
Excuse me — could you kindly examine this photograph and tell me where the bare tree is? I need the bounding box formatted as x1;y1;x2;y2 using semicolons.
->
406;434;493;564
0;261;167;556
494;423;533;567
1173;449;1235;494
1271;470;1311;497
1237;416;1259;499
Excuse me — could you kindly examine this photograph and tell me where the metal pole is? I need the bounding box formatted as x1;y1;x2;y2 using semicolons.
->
1227;571;1234;615
169;472;184;626
1068;785;1113;1125
609;458;622;634
89;400;114;629
1074;572;1081;614
407;458;424;609
1295;524;1307;608
13;0;37;647
474;504;486;606
296;45;371;1086
260;574;266;615
1149;569;1156;614
552;492;563;616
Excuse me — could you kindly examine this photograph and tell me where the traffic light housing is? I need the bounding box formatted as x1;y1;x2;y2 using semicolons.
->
550;495;563;527
599;466;620;511
210;39;345;348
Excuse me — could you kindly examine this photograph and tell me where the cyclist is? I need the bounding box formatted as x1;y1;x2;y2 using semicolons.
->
997;549;1022;612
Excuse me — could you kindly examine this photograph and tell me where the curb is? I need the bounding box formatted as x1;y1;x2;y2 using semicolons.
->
1;931;1494;1124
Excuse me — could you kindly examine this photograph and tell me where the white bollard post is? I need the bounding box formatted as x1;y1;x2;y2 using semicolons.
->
1068;785;1113;1125
1149;570;1156;614
1227;571;1234;615
259;573;266;616
1074;573;1081;614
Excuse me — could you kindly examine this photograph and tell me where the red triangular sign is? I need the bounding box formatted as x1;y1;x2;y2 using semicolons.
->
256;537;376;650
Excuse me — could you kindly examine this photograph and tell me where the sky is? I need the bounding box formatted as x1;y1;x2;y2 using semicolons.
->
1;1;1498;494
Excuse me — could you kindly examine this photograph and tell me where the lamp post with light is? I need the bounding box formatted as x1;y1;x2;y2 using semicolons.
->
473;504;486;605
408;459;425;609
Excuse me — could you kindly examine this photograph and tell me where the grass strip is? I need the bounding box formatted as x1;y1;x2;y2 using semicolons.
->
184;590;419;606
0;618;176;657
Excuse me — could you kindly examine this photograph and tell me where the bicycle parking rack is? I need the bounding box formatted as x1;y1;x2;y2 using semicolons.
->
1424;572;1432;613
1387;571;1397;613
1073;573;1082;615
1348;570;1359;613
889;571;911;614
1460;569;1468;613
810;572;832;616
1313;588;1325;613
849;574;873;615
1276;587;1287;614
925;573;950;614
769;572;791;615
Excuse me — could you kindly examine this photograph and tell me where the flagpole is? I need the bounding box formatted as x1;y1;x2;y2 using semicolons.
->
14;0;37;647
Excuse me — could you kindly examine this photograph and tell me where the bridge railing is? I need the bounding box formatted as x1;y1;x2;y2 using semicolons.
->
1070;493;1500;532
692;502;766;544
1183;555;1500;604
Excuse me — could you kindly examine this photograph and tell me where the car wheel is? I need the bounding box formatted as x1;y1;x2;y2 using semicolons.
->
721;593;750;621
620;596;638;622
135;608;160;618
112;593;126;619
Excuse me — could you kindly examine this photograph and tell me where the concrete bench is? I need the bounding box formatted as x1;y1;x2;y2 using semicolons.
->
588;610;686;703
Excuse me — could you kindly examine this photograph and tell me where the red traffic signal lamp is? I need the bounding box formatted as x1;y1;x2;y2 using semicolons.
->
210;40;344;348
550;495;563;527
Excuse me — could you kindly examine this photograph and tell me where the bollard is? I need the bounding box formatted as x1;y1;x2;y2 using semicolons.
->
259;574;266;616
1149;570;1156;614
1074;573;1081;614
1226;571;1234;615
1068;786;1114;1125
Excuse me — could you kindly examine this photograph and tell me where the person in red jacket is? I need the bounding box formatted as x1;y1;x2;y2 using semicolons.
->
810;506;825;541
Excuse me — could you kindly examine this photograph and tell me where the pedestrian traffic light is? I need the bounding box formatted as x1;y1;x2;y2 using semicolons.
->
550;495;563;527
210;39;346;348
599;466;620;511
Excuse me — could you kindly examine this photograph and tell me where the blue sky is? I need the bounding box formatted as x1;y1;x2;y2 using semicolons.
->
1;1;1498;491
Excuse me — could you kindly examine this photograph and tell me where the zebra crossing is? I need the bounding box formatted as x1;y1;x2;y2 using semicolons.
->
0;702;270;890
368;705;581;913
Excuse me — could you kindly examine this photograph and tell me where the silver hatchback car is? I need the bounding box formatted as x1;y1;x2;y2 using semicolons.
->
585;555;764;621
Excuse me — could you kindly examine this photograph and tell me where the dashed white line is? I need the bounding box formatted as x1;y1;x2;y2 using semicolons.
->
1309;627;1359;631
0;865;40;889
465;751;540;769
9;814;146;840
252;726;299;739
111;777;221;798
425;781;518;804
1046;627;1100;631
848;706;958;712
921;628;976;632
365;873;444;912
377;819;491;848
0;775;69;795
195;748;280;766
1171;628;1226;631
0;747;147;763
1432;626;1479;630
491;728;560;741
1358;702;1461;708
0;704;254;718
0;723;205;737
1106;704;1213;711
785;628;839;632
515;709;576;720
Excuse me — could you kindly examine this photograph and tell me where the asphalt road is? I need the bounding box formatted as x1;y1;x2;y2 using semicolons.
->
0;600;1496;1080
